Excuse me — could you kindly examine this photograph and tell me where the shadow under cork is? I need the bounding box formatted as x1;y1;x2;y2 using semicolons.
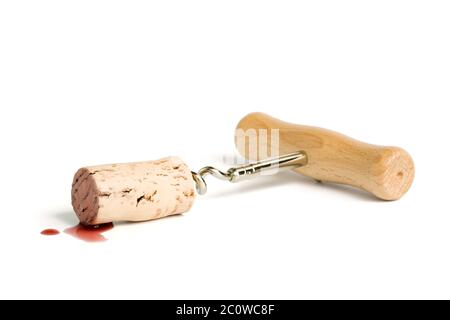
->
113;212;185;227
50;209;79;225
48;206;186;230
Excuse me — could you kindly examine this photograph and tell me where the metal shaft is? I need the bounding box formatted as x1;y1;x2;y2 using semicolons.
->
192;151;308;195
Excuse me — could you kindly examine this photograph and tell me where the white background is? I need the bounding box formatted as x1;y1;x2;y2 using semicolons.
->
0;1;449;299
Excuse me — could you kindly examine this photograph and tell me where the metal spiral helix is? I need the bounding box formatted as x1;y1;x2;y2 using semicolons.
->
191;151;308;195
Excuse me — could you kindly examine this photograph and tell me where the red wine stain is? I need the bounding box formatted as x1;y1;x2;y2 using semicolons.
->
41;229;60;236
64;223;114;242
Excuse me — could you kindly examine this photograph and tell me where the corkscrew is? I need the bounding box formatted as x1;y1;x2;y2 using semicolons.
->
71;112;414;225
191;151;308;195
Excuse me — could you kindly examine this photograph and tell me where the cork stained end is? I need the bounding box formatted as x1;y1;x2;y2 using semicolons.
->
71;168;100;225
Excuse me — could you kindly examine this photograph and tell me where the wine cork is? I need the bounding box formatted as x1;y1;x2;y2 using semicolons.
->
71;157;196;225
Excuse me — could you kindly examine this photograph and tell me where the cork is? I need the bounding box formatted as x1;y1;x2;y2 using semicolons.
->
71;157;196;225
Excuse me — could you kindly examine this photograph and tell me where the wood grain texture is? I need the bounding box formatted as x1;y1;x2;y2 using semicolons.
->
235;112;414;200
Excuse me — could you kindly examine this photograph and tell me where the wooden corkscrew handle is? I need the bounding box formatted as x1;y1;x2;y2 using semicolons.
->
235;112;414;200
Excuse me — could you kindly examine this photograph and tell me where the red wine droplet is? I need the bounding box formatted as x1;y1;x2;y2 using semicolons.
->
64;223;114;242
41;229;60;236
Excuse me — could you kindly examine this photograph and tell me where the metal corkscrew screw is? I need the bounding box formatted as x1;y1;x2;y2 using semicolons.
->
191;151;308;195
